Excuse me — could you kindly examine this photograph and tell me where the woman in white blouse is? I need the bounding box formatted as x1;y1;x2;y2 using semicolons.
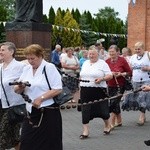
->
14;44;63;150
61;47;80;102
129;42;150;125
79;46;113;139
0;42;25;150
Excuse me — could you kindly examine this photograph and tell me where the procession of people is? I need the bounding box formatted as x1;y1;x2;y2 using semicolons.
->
1;40;150;149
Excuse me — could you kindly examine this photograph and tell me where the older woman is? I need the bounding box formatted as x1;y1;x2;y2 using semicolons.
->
14;44;63;150
0;42;25;150
61;47;80;102
79;46;113;139
121;47;132;65
106;45;132;129
129;42;150;125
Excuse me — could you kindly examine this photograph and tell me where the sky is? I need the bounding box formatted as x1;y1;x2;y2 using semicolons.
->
43;0;129;22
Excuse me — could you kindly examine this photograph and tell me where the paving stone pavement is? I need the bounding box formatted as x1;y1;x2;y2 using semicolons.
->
7;89;150;150
8;106;150;150
62;105;150;150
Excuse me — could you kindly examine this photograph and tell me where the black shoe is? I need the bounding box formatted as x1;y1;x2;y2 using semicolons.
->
79;134;89;139
144;140;150;146
103;129;111;135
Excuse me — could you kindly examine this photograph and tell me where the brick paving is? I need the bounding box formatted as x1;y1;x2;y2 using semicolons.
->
8;90;150;150
62;100;150;150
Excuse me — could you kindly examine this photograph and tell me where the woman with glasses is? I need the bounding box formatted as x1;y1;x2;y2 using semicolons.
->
14;44;63;150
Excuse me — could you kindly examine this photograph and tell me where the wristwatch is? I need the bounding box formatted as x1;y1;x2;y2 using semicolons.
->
41;95;45;101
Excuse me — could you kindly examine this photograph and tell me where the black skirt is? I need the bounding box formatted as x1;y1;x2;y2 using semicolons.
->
108;86;125;114
80;87;110;124
20;104;63;150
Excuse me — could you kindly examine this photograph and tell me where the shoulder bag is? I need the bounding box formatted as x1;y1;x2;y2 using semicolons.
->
43;66;73;105
1;68;27;125
123;76;133;91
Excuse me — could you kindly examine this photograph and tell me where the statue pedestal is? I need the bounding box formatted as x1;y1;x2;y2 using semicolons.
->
5;22;52;61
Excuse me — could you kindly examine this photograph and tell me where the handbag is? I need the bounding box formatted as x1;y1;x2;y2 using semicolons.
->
124;76;133;91
43;66;73;105
1;67;27;124
7;104;27;124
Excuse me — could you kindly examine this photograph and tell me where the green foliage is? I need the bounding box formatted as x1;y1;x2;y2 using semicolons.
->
0;5;7;21
95;6;119;19
0;0;15;21
62;10;82;47
72;8;81;24
0;1;127;49
93;7;127;49
43;14;48;23
79;13;98;47
0;22;6;42
48;7;55;24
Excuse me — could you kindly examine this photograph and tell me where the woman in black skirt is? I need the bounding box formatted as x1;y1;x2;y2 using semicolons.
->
14;44;63;150
79;46;113;139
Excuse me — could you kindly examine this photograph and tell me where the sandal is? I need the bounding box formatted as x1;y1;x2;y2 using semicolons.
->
103;128;111;135
110;124;115;130
114;123;122;127
137;121;144;126
79;134;89;139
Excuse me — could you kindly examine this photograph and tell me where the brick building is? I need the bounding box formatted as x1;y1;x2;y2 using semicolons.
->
128;0;150;53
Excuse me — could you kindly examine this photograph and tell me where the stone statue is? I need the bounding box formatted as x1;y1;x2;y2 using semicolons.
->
14;0;43;22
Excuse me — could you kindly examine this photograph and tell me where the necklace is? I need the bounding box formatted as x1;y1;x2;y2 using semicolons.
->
137;54;144;60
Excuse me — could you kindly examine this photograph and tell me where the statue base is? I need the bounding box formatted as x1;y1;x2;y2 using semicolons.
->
5;22;52;61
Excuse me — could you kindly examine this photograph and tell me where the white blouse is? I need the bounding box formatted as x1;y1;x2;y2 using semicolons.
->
80;59;112;88
0;59;26;108
130;51;150;82
61;55;79;74
19;60;62;112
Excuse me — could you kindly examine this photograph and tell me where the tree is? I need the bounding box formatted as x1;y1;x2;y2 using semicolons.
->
52;9;64;48
71;8;81;24
48;6;55;24
43;14;48;23
0;22;5;42
95;6;119;19
79;13;97;47
94;7;127;49
0;0;15;21
0;5;7;21
62;10;82;47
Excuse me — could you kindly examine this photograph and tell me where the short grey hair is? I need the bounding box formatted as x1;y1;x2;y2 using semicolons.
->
109;45;119;52
88;45;99;54
55;44;61;49
1;42;16;57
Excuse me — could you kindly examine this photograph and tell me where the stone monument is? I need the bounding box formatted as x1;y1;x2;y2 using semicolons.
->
5;0;51;60
128;0;150;52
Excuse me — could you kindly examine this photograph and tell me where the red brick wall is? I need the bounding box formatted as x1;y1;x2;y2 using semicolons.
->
128;0;148;53
146;0;150;51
